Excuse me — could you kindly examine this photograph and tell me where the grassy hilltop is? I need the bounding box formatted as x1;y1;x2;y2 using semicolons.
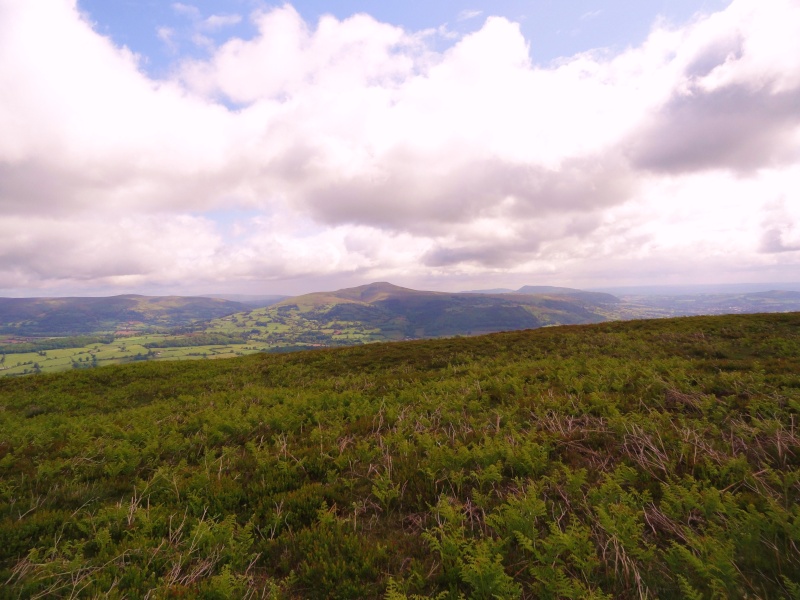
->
1;313;799;598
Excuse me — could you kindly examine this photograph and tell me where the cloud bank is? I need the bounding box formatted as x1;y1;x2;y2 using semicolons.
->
1;0;799;295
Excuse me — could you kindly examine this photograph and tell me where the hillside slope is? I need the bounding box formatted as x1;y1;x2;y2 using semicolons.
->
246;281;613;342
462;285;620;305
1;313;798;598
0;295;248;335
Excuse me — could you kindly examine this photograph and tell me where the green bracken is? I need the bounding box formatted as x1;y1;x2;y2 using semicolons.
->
0;313;798;598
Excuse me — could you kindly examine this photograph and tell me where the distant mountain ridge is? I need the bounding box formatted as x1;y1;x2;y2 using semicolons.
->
0;295;248;336
616;289;800;317
266;281;612;341
3;282;800;377
0;283;615;342
205;294;288;307
4;282;799;344
463;284;619;303
591;282;800;295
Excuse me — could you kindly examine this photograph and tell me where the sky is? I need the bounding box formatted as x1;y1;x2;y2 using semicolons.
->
1;0;799;297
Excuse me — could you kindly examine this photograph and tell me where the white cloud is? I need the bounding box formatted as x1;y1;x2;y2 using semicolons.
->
0;0;799;295
0;214;222;287
203;14;242;30
172;3;200;20
164;5;243;53
179;6;415;103
457;9;483;22
157;26;177;53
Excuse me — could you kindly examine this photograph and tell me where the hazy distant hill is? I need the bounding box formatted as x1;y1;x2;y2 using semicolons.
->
591;282;800;295
613;289;800;318
205;294;289;307
461;287;515;294
514;286;620;304
465;285;800;320
464;284;620;305
0;295;248;335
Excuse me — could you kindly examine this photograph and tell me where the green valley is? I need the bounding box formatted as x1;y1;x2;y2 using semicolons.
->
0;283;617;377
3;283;800;378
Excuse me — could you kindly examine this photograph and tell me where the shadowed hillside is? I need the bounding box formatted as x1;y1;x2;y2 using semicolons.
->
263;281;611;341
0;295;248;336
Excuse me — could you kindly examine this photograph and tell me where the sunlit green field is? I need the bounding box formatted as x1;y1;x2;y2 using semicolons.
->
0;303;400;377
0;335;261;377
0;321;386;377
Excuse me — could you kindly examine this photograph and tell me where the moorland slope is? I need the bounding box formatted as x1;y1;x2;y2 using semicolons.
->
1;312;798;598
